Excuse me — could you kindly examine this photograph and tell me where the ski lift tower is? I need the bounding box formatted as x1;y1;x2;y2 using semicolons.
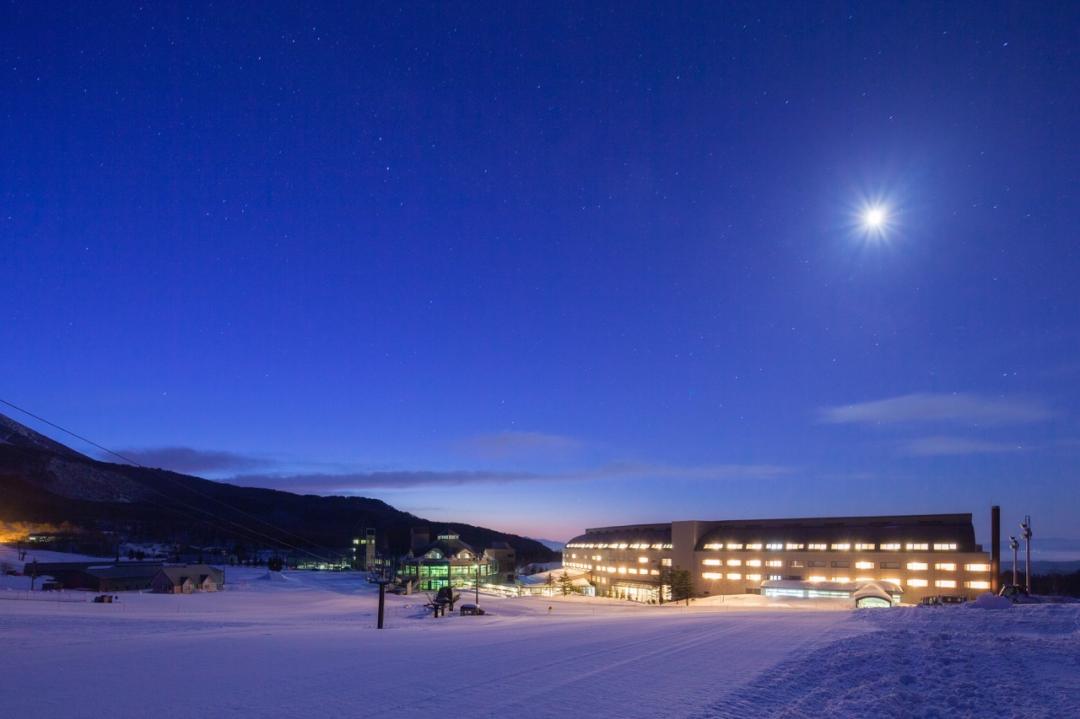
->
1021;516;1032;594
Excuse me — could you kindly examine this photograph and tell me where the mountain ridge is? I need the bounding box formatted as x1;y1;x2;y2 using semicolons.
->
0;412;556;563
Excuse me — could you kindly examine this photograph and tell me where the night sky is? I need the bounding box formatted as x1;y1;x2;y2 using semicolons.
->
3;3;1078;545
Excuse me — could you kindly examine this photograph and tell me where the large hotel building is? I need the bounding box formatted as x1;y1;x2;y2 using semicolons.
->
565;513;993;604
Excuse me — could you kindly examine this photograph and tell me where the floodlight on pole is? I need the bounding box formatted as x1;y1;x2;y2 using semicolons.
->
1021;516;1033;594
1009;536;1019;587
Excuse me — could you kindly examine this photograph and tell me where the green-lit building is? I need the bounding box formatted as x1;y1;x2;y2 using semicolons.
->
399;533;499;591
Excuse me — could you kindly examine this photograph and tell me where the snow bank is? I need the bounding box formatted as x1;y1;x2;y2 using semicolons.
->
968;592;1013;610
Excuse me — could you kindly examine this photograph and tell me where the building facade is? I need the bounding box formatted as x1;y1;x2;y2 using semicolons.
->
566;514;993;604
398;533;499;591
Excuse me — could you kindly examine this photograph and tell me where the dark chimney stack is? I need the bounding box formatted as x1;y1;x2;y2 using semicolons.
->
991;505;1001;593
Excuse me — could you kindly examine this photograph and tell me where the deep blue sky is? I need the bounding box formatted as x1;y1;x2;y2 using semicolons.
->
3;2;1078;544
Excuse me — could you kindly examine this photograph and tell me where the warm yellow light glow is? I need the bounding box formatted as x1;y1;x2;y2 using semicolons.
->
808;543;827;551
908;578;928;587
906;543;929;551
727;543;743;550
966;580;990;589
855;561;875;570
746;573;762;581
854;543;875;551
745;543;762;550
702;572;723;580
727;559;742;567
881;543;900;551
831;543;851;551
703;559;721;566
935;563;956;572
933;543;957;551
965;563;991;572
785;543;803;551
907;562;928;571
727;573;742;580
746;559;762;567
766;560;783;567
638;557;649;563
855;576;874;582
808;575;827;583
935;579;957;589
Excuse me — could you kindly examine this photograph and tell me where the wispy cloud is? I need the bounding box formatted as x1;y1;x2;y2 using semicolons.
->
227;470;537;493
819;393;1054;426
228;461;791;494
898;436;1030;457
116;446;268;474
456;431;584;460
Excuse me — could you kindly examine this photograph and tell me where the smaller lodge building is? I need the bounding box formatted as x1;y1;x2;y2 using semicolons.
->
398;531;516;591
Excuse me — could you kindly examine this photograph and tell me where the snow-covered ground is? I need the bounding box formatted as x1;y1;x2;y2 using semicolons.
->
1;548;1077;718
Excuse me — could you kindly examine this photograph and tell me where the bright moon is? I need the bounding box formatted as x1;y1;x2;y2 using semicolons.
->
864;207;886;229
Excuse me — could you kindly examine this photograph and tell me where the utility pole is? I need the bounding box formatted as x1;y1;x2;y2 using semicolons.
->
377;577;389;629
1021;516;1033;594
1009;536;1019;587
475;562;480;604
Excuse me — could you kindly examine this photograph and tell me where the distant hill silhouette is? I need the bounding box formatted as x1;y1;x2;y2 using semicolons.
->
0;412;556;564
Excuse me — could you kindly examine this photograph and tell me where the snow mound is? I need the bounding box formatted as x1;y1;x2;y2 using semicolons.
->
257;570;294;582
968;592;1012;610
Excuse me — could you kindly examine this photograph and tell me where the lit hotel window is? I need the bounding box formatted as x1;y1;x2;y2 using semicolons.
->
855;561;875;570
934;563;956;572
661;558;672;567
854;543;875;551
703;559;721;566
628;568;638;575
650;569;659;575
766;560;783;568
768;574;782;581
934;543;957;551
906;543;929;551
746;543;762;550
965;563;991;572
727;543;743;550
617;567;627;574
702;572;723;580
727;573;742;580
907;562;928;571
855;576;874;582
832;576;850;583
766;543;784;551
703;543;723;550
745;573;761;581
935;579;957;588
808;575;827;582
880;543;900;551
831;543;851;551
966;580;990;589
790;560;804;568
727;559;742;567
808;543;827;551
785;543;803;551
746;559;762;567
638;557;649;563
908;578;929;587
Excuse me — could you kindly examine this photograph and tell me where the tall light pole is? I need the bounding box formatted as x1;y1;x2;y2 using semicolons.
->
1021;516;1032;594
1009;536;1019;587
